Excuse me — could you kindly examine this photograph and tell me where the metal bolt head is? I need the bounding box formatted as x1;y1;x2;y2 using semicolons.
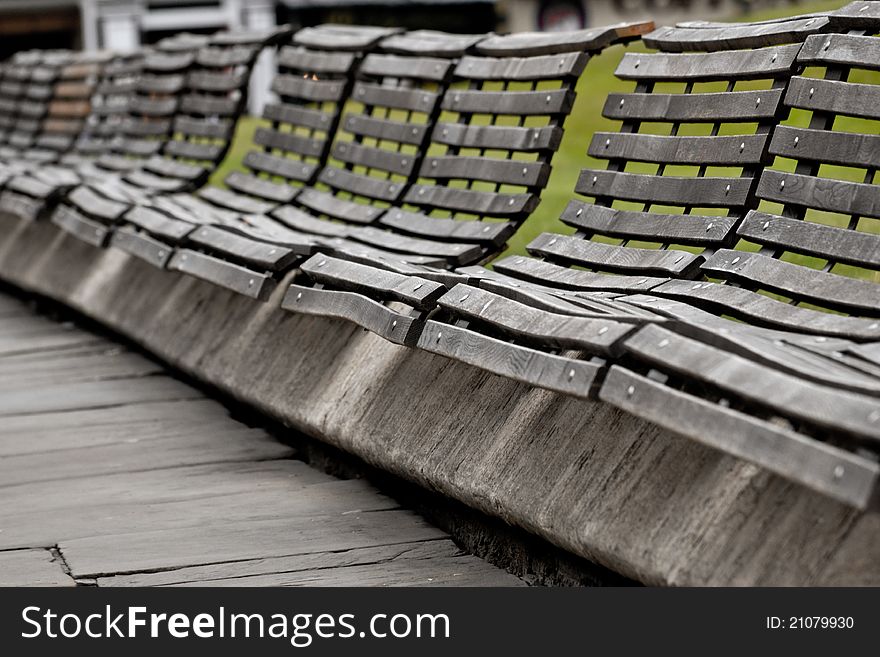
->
414;283;422;291
626;385;635;396
296;292;302;301
459;294;469;302
391;320;397;329
568;369;575;380
833;465;845;479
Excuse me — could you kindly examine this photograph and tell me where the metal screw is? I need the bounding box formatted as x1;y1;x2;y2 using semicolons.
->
605;138;610;148
824;40;832;51
598;326;608;335
568;369;575;380
522;167;528;176
626;385;635;396
659;339;669;348
545;95;551;103
414;283;422;291
436;331;442;342
794;136;799;147
548;238;557;246
634;59;640;68
725;184;730;195
619;98;624;108
317;260;326;267
157;250;165;258
391;320;397;329
771;53;777;63
508;198;515;206
706;223;714;232
248;279;254;287
592;176;597;185
576;208;583;217
296;292;302;301
809;87;814;97
732;256;740;264
763;221;770;230
739;142;745;152
833;465;845;479
779;180;785;190
459;294;469;302
755;97;761;106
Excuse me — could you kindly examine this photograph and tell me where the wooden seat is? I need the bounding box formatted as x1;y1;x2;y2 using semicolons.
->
680;25;880;341
405;15;827;397
284;23;655;342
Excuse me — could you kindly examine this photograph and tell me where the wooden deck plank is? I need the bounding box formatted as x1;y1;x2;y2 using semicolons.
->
0;292;519;586
0;549;75;587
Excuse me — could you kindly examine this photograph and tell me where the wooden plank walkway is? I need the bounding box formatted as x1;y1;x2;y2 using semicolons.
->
0;291;523;587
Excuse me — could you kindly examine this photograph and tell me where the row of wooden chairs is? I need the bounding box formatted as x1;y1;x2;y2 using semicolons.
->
0;3;877;511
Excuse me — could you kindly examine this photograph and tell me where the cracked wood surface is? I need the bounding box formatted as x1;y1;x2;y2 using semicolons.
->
0;292;522;587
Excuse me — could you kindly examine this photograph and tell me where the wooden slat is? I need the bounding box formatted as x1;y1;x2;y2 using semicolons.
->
529;232;703;276
359;54;452;82
616;45;801;81
130;96;177;117
109;227;174;269
281;284;423;346
345;226;483;265
142;155;204;182
292;25;401;52
300;254;445;309
179;94;239;117
419;320;604;399
769;125;880;169
437;284;634;354
331;140;416;176
50;205;110;247
167;249;275;301
224;170;298;204
604;89;782;122
187;225;304;270
432;122;562;152
702;249;880;314
642;17;829;53
164;140;223;163
652;279;880;340
798;33;880;71
785;76;880;120
187;70;246;93
342;114;427;146
295;188;384;224
0;191;44;222
197;185;277;216
277;46;356;75
599;365;879;510
589;132;767;166
404;185;537;216
254;126;325;158
379;209;515;247
474;22;654;57
352;82;439;113
318;167;403;202
262;102;336;132
442;88;574;116
379;30;485;57
173;116;231;140
455;53;588;81
623;324;880;441
67;186;128;222
272;74;346;102
494;255;667;293
561;201;737;245
243;151;316;182
421;155;549;187
758;170;880;219
738;210;880;268
123;205;195;242
137;73;185;94
577;169;751;207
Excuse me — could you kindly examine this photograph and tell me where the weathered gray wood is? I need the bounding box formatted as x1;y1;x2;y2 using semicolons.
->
263;102;336;132
243;151;315;183
318;167;403;202
616;45;800;80
798;33;880;70
352;82;439;113
421;155;549;187
530;232;702;276
577;169;751;207
769;125;880;169
346;226;483;265
603;89;782;122
292;24;401;51
652;279;880;339
143;155;205;182
164;140;222;163
419;320;603;399
277;46;355;75
67;185;128;222
589;132;767;165
50;205;110;247
254;127;325;158
331;140;416;176
442;88;574;115
702;249;880;313
360;53;453;81
432;122;562;152
623;325;880;442
272;74;346;102
455;53;587;81
493;255;667;292
474;22;652;57
561;202;737;245
167;249;277;300
786;75;880;120
198;185;277;215
225;170;298;203
643;17;829;52
343;114;426;146
300;254;445;309
187;225;306;270
296;188;384;224
600;365;879;510
758;170;880;219
380;30;485;57
404;185;537;216
0;549;75;586
379;209;515;247
437;284;635;354
109;227;175;269
123;205;195;242
282;284;424;346
178;94;238;117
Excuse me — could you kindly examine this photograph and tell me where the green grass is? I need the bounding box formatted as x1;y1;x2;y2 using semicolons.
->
213;0;876;284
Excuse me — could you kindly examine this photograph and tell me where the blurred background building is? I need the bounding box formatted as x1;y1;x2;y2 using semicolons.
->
0;0;807;109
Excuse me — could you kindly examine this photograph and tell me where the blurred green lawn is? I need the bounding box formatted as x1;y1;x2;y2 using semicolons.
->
211;0;875;282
